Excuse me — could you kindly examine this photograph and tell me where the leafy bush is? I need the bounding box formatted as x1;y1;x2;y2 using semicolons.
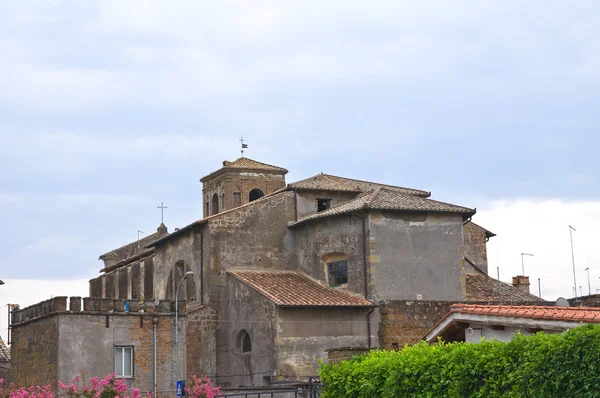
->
320;324;600;398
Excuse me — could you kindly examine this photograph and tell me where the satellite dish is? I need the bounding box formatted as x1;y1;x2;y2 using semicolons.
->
555;297;570;307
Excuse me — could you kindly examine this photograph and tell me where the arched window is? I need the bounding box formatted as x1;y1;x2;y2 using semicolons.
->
237;329;252;353
249;189;264;202
211;193;219;215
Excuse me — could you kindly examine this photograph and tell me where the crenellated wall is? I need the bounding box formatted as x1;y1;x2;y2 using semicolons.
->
10;297;188;394
10;297;187;326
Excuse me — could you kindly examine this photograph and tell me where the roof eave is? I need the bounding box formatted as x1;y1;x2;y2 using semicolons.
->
200;166;288;183
289;207;476;229
145;220;206;248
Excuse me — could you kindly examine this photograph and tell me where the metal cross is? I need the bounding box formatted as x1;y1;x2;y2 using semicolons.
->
157;202;168;224
137;230;144;247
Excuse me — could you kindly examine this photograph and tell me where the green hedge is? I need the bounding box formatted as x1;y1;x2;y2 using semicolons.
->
320;324;600;398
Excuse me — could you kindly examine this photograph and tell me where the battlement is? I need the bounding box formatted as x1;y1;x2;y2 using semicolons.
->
10;297;187;326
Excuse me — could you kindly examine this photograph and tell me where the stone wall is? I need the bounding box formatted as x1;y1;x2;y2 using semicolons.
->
10;297;186;395
295;190;358;219
89;257;154;301
10;314;59;388
186;305;217;382
326;347;370;364
275;307;370;380
378;300;456;349
294;213;366;298
463;222;489;275
226;276;278;387
368;211;465;302
202;170;286;217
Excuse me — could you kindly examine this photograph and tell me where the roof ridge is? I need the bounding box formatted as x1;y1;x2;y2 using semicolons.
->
322;174;430;196
231;157;288;171
99;229;162;259
363;187;382;209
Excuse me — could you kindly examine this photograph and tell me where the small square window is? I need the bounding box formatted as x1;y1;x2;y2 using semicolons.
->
115;346;134;378
327;260;348;287
317;198;331;212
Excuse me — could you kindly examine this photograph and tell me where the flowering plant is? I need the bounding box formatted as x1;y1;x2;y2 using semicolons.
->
184;375;221;398
0;378;55;398
1;373;219;398
58;372;141;398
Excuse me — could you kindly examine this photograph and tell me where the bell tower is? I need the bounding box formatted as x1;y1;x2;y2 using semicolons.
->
200;157;288;218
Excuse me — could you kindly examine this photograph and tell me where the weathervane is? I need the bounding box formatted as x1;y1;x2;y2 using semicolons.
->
240;137;248;157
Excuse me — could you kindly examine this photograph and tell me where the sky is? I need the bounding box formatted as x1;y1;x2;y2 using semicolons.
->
1;1;599;340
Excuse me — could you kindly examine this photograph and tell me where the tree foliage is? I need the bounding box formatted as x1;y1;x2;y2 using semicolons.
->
320;324;600;398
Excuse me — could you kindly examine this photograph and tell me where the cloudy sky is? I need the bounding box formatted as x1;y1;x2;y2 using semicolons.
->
1;1;599;338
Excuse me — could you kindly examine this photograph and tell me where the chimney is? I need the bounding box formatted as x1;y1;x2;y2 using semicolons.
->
512;276;530;293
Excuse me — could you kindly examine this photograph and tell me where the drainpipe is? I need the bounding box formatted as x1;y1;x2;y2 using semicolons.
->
152;317;158;397
292;187;298;222
354;212;373;348
200;232;204;305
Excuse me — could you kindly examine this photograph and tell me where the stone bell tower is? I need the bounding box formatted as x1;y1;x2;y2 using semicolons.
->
200;157;288;218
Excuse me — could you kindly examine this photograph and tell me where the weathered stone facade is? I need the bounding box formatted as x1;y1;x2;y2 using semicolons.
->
15;157;501;392
463;221;494;275
378;300;456;349
10;297;185;395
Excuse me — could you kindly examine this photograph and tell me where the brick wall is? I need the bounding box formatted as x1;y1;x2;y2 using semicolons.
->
378;301;455;349
186;305;217;381
10;315;58;388
10;297;186;396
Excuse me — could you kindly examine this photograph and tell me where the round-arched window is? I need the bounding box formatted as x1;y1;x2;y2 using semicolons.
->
211;193;219;215
249;189;264;202
237;329;252;353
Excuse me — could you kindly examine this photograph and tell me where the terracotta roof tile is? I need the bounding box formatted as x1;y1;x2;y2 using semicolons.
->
99;224;168;261
290;187;474;227
200;157;288;182
466;274;545;304
229;270;373;307
289;174;361;192
289;174;430;197
449;304;600;323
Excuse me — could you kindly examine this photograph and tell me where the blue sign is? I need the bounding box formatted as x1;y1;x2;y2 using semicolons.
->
176;380;185;397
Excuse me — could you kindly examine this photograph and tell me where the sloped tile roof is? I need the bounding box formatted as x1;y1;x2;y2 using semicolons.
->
0;335;9;362
99;224;168;261
229;270;373;307
200;157;288;182
289;187;475;227
323;174;431;197
466;274;545;303
287;173;430;197
449;304;600;322
289;174;361;192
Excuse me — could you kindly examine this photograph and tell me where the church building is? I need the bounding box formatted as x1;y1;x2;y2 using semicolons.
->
9;157;542;393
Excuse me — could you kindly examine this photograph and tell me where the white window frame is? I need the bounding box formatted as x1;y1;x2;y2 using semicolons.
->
114;346;134;378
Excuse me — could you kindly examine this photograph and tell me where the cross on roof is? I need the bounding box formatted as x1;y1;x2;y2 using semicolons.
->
157;202;167;224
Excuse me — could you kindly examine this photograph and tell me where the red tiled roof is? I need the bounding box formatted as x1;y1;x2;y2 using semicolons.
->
466;274;544;303
290;187;475;227
200;157;288;182
450;304;600;322
288;173;430;197
229;270;373;307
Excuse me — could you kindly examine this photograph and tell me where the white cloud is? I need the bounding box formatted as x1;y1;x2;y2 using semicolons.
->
476;199;600;301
